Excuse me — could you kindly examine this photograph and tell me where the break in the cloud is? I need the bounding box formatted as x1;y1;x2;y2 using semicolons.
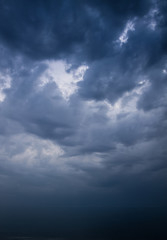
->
0;0;167;239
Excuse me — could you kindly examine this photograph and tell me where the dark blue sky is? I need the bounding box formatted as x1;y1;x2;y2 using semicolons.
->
0;0;167;239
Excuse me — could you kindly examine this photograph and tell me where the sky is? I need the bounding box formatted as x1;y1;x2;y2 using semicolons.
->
0;0;167;239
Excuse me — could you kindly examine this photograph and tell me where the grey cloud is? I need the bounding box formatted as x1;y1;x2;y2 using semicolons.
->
78;55;140;103
2;71;78;143
137;59;167;111
0;0;152;61
0;1;167;239
1;57;166;153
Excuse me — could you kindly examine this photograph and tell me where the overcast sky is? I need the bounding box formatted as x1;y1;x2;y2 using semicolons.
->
0;0;167;239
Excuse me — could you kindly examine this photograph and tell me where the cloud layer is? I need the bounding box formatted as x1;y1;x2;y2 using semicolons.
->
0;0;167;239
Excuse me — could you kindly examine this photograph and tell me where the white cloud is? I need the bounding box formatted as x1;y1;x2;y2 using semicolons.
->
118;20;135;46
39;60;88;100
0;72;11;102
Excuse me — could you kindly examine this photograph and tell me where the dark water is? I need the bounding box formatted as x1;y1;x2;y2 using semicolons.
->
0;237;64;240
0;207;167;240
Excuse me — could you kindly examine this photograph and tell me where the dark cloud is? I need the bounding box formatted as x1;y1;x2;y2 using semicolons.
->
0;0;167;239
0;0;152;61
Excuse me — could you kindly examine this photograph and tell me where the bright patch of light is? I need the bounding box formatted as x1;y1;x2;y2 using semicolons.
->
138;80;145;85
0;72;11;102
118;20;135;46
163;69;167;74
72;65;89;81
39;60;88;100
136;79;150;94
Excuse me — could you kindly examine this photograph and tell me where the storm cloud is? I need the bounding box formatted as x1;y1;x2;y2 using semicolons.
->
0;0;167;239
